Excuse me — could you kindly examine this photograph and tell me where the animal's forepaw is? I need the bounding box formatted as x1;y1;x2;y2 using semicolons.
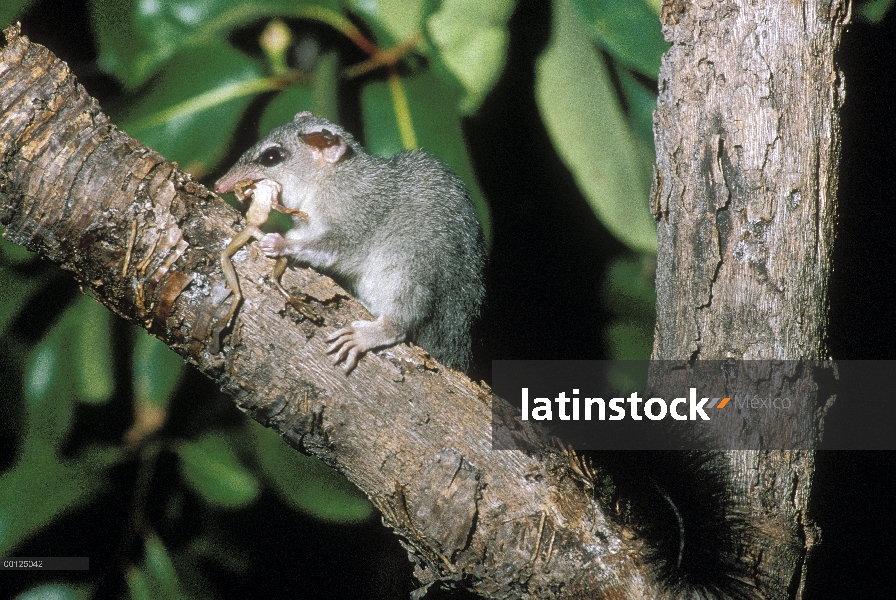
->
326;325;368;373
258;233;288;257
325;317;404;374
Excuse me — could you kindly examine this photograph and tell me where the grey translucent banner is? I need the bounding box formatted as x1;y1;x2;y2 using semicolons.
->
491;360;895;450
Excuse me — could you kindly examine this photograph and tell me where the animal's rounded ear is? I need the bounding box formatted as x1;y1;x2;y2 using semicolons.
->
299;129;350;163
293;111;313;121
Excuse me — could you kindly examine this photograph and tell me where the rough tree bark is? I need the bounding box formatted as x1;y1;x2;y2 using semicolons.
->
652;0;847;598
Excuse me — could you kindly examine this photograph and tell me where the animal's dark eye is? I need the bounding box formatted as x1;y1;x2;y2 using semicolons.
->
257;146;286;167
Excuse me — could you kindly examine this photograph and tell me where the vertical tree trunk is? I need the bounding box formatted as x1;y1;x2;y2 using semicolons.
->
652;1;847;597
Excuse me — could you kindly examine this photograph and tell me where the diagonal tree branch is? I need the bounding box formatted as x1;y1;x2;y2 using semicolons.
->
0;24;662;600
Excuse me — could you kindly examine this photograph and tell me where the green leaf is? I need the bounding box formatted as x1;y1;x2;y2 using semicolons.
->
176;434;260;508
25;312;79;444
311;51;340;122
126;566;155;600
570;0;668;78
361;81;406;158
618;69;657;150
345;0;427;46
602;255;656;320
260;84;316;138
251;420;372;523
602;256;655;360
361;73;492;242
425;0;515;112
606;320;653;360
133;330;185;408
0;0;36;28
74;298;115;405
143;535;182;598
25;296;115;414
0;456;78;553
536;0;657;253
88;0;344;89
258;52;338;137
115;42;268;177
14;583;92;600
605;351;649;397
0;235;37;264
857;0;896;22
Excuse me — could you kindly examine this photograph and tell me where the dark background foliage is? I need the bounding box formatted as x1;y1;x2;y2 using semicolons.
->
1;0;894;598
